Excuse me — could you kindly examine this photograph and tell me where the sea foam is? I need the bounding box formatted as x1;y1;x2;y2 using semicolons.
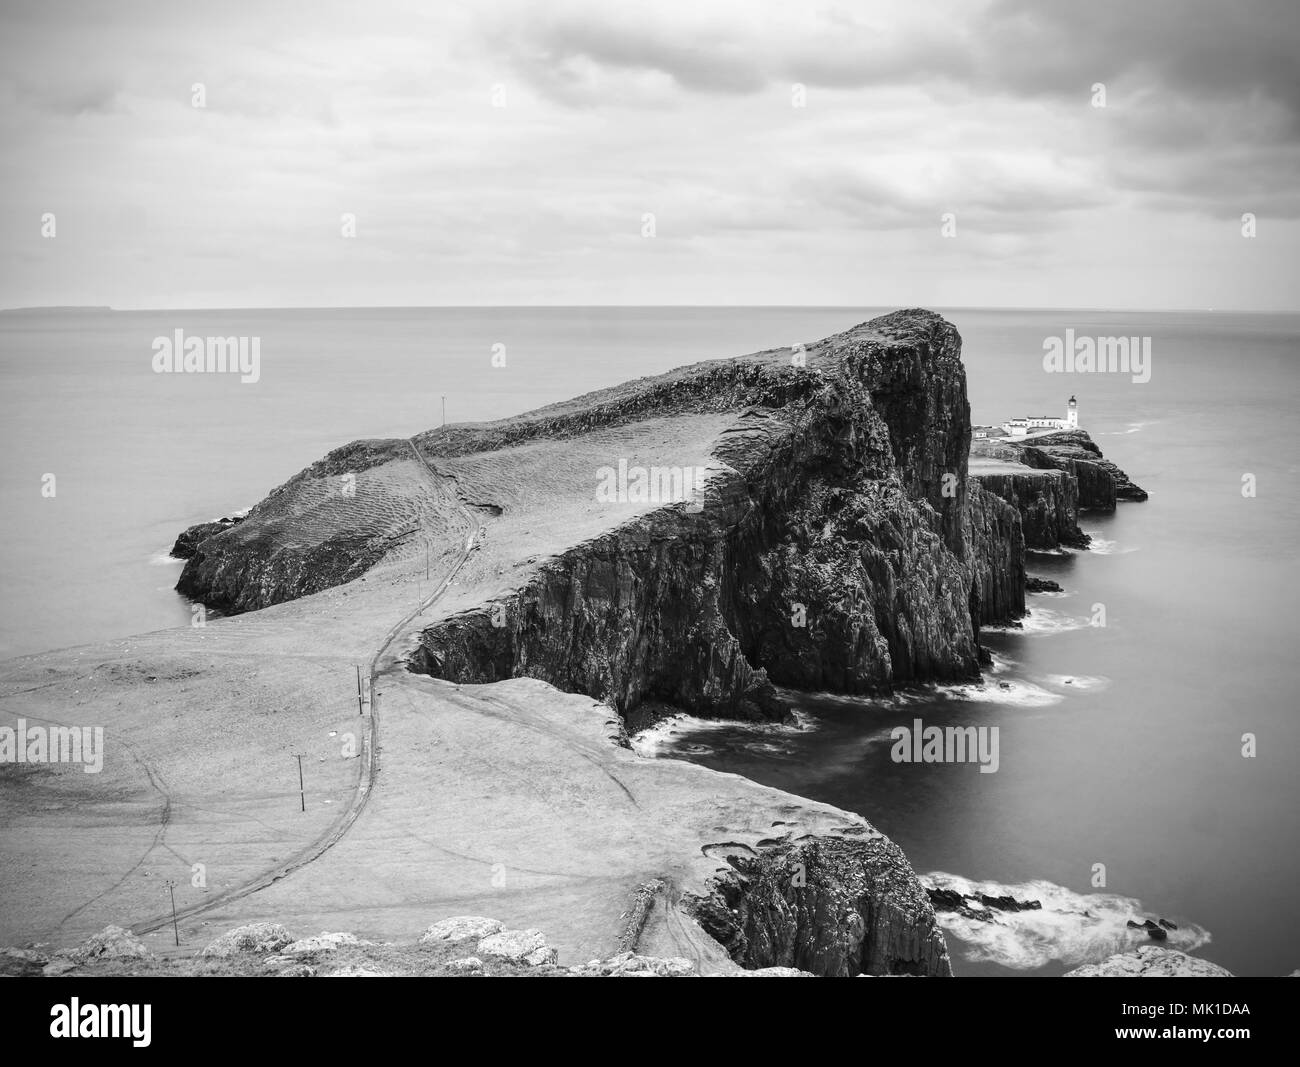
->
922;871;1210;970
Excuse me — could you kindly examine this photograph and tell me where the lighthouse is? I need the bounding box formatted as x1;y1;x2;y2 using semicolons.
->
1066;395;1078;429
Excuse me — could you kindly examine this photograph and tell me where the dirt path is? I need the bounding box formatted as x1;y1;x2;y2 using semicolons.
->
135;439;484;938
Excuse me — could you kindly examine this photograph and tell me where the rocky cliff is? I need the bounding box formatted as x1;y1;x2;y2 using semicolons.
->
406;311;989;709
685;833;951;976
174;311;1143;710
164;310;1146;979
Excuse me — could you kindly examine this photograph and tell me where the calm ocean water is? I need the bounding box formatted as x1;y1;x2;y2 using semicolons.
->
2;307;1297;975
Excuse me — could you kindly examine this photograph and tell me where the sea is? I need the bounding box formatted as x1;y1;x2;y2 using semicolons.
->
2;306;1296;975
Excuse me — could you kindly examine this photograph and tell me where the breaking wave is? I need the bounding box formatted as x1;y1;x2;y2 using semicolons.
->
922;872;1211;970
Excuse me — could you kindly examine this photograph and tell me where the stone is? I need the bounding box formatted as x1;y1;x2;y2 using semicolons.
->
447;957;485;973
418;917;503;945
63;925;150;965
476;929;557;967
283;932;362;955
1065;947;1231;977
200;922;294;957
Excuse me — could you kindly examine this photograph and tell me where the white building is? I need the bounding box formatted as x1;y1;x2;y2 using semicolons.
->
1001;396;1078;436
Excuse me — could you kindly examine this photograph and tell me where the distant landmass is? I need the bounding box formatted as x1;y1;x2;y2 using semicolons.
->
2;305;113;313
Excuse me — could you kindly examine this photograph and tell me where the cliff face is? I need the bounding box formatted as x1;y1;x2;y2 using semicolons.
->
162;309;1147;979
964;482;1026;626
970;468;1089;551
1024;429;1149;504
172;312;1141;712
411;311;986;709
684;834;952;976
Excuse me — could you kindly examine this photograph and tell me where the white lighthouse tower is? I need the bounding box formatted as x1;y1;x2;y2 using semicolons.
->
1066;395;1078;429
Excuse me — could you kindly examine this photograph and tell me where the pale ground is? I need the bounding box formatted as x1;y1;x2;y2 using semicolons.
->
0;411;878;972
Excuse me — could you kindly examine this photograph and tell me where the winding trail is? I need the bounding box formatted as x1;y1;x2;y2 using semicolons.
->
135;439;483;937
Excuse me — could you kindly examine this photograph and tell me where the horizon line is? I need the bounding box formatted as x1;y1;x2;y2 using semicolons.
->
4;303;1298;315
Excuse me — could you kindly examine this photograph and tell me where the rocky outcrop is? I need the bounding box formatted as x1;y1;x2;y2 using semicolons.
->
413;311;987;710
175;438;411;614
1064;946;1231;977
170;516;243;560
970;468;1089;551
199;922;293;958
684;834;952;976
1010;429;1147;507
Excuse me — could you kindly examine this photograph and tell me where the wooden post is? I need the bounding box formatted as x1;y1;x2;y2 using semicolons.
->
294;754;305;811
164;880;180;946
356;664;364;715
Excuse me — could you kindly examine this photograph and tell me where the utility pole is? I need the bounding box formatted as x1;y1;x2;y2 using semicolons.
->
356;665;364;716
441;395;446;426
164;879;180;946
293;753;305;811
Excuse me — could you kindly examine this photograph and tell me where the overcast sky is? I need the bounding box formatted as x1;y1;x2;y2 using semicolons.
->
2;0;1297;309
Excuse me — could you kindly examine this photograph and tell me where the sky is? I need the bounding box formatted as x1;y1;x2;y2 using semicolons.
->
1;0;1298;310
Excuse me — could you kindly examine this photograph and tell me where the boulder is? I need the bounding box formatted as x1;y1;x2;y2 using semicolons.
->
283;932;362;955
476;929;557;967
419;917;503;945
63;925;150;965
200;922;294;958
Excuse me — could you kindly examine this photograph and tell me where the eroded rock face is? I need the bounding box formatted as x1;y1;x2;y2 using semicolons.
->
971;469;1089;551
414;311;988;712
684;835;952;977
175;438;409;614
964;482;1026;627
1027;429;1149;503
170;516;242;560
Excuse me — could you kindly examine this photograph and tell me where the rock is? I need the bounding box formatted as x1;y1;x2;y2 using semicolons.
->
1158;918;1177;930
569;952;696;977
735;966;816;977
418;917;503;945
42;960;78;976
1025;575;1062;593
476;929;558;967
978;893;1041;913
1065;946;1231;977
283;932;362;955
447;957;485;973
274;964;316;977
62;925;150;965
2;947;49;966
688;835;951;977
170;516;243;560
199;922;294;958
322;965;393;977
